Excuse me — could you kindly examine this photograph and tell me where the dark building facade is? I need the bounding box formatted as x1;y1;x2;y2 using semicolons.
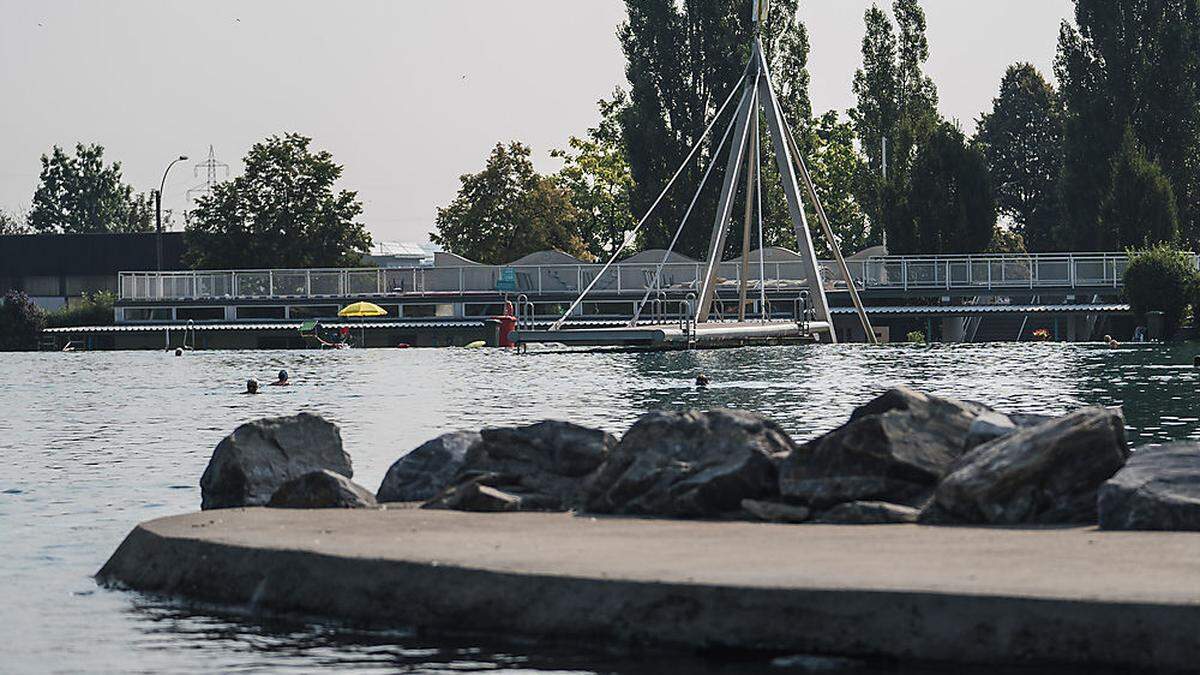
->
0;232;186;309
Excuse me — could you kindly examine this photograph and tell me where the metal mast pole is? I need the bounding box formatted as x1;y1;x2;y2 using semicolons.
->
737;76;760;323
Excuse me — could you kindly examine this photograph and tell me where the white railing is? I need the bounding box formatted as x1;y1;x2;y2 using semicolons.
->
120;252;1196;301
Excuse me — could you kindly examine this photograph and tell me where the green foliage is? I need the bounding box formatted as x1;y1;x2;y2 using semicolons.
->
893;124;996;254
804;111;872;255
1098;127;1181;249
28;143;154;234
45;291;116;328
1056;0;1200;250
1123;245;1200;336
185;133;372;269
0;291;45;351
850;0;940;250
906;330;926;344
976;64;1064;252
552;92;637;260
986;226;1028;254
619;0;812;258
0;209;30;235
432;142;588;264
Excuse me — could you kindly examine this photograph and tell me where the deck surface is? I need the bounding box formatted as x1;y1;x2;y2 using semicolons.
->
98;508;1200;670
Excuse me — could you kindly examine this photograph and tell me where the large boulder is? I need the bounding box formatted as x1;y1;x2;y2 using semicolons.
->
426;421;615;512
922;408;1129;525
376;431;480;503
199;413;352;510
584;410;793;518
268;470;377;509
1098;443;1200;531
779;387;992;508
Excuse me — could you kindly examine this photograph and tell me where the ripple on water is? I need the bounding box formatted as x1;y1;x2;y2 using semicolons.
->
0;344;1197;673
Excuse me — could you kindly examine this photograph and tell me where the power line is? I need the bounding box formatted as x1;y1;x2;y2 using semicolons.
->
186;145;230;206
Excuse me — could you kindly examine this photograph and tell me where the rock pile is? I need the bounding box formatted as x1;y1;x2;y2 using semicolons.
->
198;392;1197;531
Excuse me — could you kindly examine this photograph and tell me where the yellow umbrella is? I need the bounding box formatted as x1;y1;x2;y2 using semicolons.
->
338;302;387;318
338;302;387;347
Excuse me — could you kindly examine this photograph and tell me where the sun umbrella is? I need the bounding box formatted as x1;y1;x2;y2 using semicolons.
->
338;302;387;347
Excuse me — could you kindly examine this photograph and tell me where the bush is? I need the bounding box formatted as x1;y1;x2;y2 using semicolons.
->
46;291;116;328
1123;246;1200;337
906;330;926;344
0;290;46;351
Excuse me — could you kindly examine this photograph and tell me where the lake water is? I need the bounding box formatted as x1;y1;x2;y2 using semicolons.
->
1;343;1197;674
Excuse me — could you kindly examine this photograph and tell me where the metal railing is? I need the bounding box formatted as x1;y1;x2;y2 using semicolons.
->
120;252;1196;301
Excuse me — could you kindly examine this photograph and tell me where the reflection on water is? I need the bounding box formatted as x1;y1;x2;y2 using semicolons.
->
0;344;1196;673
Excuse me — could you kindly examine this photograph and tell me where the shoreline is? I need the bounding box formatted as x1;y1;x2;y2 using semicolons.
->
98;508;1200;671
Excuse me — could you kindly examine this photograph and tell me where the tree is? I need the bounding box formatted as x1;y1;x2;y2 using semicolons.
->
185;134;372;269
0;210;30;235
552;92;637;260
976;64;1064;252
27;144;154;234
0;291;44;351
850;0;940;251
893;123;996;255
618;0;813;258
431;142;587;265
1057;0;1200;249
1123;245;1199;336
1098;127;1180;250
803;112;872;255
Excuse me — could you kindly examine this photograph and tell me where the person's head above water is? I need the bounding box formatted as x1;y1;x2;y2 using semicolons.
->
245;379;259;394
695;374;710;387
174;348;182;357
278;370;288;383
270;369;290;386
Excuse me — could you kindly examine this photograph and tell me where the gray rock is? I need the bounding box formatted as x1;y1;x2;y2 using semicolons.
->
376;431;480;503
815;501;920;525
584;409;793;518
268;470;377;509
424;476;523;512
779;387;992;508
922;408;1129;525
200;413;352;510
1099;443;1200;531
966;411;1056;450
428;421;615;512
741;499;812;524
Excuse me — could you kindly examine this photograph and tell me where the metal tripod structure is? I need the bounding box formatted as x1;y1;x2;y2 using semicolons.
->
547;7;875;345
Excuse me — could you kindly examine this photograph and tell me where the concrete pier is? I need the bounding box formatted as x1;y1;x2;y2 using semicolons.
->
98;509;1200;671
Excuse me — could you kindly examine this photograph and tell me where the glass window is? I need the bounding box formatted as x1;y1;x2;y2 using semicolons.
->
123;307;173;322
288;305;340;320
175;307;225;321
236;306;286;320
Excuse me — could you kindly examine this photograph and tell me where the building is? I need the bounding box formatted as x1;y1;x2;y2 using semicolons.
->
0;232;187;310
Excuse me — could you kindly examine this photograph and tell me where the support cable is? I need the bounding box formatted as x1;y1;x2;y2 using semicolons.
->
755;109;768;321
629;88;743;327
549;74;748;331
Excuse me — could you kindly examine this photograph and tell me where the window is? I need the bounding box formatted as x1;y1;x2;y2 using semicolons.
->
175;307;225;321
403;303;455;318
123;307;172;322
236;306;286;320
288;305;340;320
464;303;506;317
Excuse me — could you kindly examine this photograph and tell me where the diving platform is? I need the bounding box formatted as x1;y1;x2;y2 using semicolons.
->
513;320;831;349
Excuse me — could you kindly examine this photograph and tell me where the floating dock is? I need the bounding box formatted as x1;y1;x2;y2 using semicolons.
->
98;509;1200;671
513;320;831;349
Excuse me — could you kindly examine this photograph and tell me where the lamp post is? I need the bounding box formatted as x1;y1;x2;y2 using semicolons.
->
156;155;189;272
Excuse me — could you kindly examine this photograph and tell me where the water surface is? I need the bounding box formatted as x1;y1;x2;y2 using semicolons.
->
1;343;1196;673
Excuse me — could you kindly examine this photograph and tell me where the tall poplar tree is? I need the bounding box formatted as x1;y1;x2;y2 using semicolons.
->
1057;0;1200;250
850;0;939;252
976;64;1064;252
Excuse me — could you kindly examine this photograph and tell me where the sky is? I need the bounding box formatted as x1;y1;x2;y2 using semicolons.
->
0;0;1074;245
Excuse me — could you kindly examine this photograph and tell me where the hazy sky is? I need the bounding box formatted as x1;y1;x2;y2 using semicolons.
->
0;0;1074;245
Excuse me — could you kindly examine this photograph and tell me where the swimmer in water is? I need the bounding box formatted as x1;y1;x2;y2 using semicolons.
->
695;374;710;388
174;348;182;356
270;370;290;386
244;379;259;395
1103;335;1120;349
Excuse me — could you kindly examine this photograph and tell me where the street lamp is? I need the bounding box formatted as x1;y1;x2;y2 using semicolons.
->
156;155;189;272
